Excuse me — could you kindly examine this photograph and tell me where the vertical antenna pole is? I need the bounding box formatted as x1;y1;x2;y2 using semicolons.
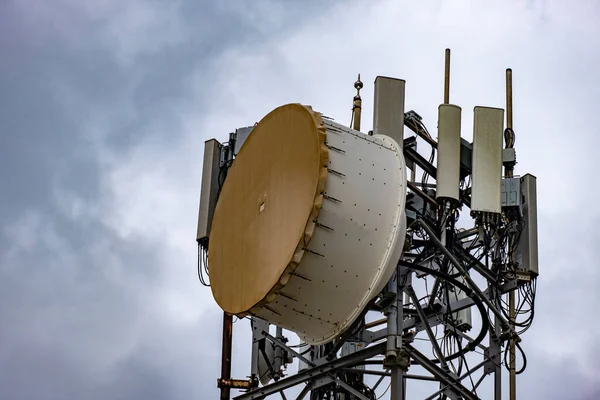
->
444;48;451;104
506;69;513;131
492;285;503;400
220;312;233;400
352;74;363;131
504;68;516;178
505;67;517;400
388;267;407;400
509;293;516;400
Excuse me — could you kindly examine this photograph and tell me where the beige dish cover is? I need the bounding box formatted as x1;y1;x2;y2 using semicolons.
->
208;103;329;315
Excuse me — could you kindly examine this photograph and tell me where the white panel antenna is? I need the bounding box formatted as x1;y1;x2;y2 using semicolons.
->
373;76;405;146
196;139;221;242
471;106;504;215
436;104;462;201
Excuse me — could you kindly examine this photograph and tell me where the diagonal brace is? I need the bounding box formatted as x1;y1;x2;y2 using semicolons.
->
405;344;478;400
405;285;449;371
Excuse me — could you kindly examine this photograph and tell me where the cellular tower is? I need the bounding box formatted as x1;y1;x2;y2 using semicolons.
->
196;49;538;400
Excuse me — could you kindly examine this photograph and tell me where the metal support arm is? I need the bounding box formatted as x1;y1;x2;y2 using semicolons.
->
233;343;386;400
404;146;437;180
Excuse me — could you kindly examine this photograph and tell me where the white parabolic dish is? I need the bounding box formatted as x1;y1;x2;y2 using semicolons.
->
208;104;407;345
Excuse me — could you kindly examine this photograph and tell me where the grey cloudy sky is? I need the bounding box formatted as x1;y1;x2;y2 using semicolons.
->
1;0;599;399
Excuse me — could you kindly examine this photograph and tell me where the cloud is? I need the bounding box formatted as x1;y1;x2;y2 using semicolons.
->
0;1;342;399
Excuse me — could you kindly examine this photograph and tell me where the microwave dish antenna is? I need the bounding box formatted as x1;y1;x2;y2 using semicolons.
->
208;103;408;344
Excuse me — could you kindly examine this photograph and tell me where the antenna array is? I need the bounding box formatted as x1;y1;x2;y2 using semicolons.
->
196;49;538;400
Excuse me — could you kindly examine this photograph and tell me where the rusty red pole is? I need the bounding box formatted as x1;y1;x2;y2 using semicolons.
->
220;312;233;400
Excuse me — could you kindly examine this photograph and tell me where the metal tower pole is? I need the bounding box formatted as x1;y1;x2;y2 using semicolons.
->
509;293;516;400
444;48;451;104
352;75;363;131
505;68;517;400
490;281;503;400
220;312;233;400
388;267;406;400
